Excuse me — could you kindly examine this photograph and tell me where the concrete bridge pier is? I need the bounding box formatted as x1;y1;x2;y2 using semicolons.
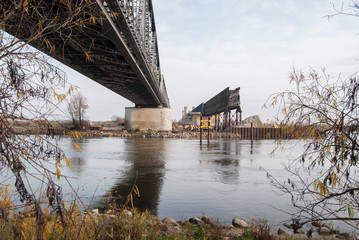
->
125;107;172;131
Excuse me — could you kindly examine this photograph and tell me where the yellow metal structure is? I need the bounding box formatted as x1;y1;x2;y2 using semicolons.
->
200;120;211;129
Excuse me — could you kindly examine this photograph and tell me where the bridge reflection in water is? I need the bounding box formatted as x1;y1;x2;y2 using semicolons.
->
91;139;250;215
61;138;293;226
99;138;170;214
96;140;245;214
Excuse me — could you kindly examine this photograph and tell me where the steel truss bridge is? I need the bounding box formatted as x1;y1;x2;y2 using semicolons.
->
189;87;242;131
4;0;170;108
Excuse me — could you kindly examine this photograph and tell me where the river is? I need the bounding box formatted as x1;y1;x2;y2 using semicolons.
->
55;137;303;228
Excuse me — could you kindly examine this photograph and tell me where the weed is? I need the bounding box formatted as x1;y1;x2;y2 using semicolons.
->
240;230;256;240
192;223;210;239
238;218;275;240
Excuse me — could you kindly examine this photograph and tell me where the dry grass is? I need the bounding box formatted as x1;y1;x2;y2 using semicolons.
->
0;206;164;239
0;187;335;240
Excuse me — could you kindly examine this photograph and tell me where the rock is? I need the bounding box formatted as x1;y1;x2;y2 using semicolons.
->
176;220;185;225
225;224;234;229
122;210;133;217
159;222;169;231
232;218;248;228
201;216;211;224
183;221;191;227
319;227;331;235
312;221;322;228
106;209;114;214
277;228;289;235
162;217;177;225
189;217;202;225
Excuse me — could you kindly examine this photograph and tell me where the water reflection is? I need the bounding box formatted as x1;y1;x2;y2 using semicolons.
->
65;138;92;177
199;141;240;185
69;157;86;175
98;138;170;214
57;138;302;228
5;137;355;232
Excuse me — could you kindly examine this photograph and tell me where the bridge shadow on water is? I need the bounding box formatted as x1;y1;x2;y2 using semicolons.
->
96;138;170;214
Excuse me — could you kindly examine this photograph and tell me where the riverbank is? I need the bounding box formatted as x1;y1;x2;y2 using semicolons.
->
81;129;239;139
83;121;245;139
11;120;244;139
89;209;354;239
0;206;353;239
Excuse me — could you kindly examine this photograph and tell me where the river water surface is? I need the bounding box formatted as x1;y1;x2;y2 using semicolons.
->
56;137;304;227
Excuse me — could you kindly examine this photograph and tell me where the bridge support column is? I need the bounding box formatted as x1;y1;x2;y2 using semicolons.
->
125;107;172;131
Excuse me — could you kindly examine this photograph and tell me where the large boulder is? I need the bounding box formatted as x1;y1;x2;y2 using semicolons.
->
319;226;331;235
189;217;203;225
201;216;211;224
232;218;248;228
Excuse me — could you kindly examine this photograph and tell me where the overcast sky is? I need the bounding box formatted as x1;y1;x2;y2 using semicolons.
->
62;0;359;122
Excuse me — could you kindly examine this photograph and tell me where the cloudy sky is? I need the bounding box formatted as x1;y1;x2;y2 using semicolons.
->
63;0;359;122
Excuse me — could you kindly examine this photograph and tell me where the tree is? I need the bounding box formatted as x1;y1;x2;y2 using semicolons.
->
266;68;359;230
68;92;89;130
0;0;104;237
111;115;124;122
265;1;359;231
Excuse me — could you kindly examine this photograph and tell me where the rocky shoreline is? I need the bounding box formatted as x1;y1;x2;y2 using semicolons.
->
86;209;354;239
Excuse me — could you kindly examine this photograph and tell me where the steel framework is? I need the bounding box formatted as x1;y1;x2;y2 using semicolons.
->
3;0;170;108
198;87;242;131
203;87;241;114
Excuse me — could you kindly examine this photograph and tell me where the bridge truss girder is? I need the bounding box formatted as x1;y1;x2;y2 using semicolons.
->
2;0;170;108
203;87;242;131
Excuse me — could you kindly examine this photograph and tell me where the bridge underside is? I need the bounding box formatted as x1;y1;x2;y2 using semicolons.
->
3;0;169;108
54;34;161;107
